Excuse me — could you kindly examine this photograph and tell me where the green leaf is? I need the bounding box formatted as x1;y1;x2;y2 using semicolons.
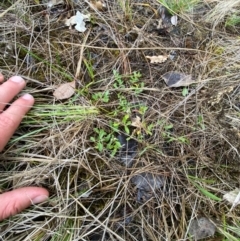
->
218;227;240;241
99;129;106;139
164;124;173;130
182;87;188;97
104;134;111;142
93;128;99;133
103;91;109;103
177;136;189;144
194;182;222;201
187;175;216;184
97;142;103;152
122;114;130;124
124;125;130;134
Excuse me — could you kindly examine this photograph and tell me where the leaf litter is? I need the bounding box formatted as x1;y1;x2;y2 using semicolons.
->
223;188;240;211
53;81;75;100
89;0;106;11
146;55;168;63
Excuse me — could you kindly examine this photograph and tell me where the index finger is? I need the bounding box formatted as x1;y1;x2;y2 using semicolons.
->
0;94;34;151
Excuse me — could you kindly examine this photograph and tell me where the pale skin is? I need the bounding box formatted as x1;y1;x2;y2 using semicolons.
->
0;73;49;221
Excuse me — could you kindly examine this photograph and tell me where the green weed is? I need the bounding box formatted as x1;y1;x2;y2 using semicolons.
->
23;104;99;126
92;90;110;103
158;0;200;14
90;71;147;155
160;121;190;144
83;57;95;81
182;87;189;97
197;114;205;130
90;128;121;156
113;70;144;94
225;14;240;27
188;176;222;201
118;0;132;20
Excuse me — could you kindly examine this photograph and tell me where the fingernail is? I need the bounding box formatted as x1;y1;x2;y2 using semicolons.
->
10;76;24;83
22;93;33;100
32;195;48;204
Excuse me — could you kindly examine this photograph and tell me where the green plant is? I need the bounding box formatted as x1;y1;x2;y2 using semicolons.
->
160;121;190;144
21;47;73;81
225;14;240;27
23;104;99;126
90;128;121;156
113;70;125;88
182;87;188;97
118;0;132;20
89;72;142;116
219;228;240;241
90;71;147;155
197;114;205;130
83;57;95;81
173;136;189;144
92;90;110;103
113;70;144;94
129;71;142;83
121;114;131;134
188;176;222;201
158;0;200;14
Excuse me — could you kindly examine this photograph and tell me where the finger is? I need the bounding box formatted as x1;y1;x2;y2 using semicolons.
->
0;187;49;221
0;73;4;83
0;76;26;110
0;94;34;151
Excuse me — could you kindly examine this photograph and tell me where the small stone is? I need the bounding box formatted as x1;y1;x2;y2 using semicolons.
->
131;172;164;203
188;217;216;240
117;134;138;167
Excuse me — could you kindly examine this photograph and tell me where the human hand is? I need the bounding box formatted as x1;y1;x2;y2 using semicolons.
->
0;74;49;221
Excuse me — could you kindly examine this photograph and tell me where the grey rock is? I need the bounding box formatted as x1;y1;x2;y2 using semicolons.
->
117;134;138;167
188;217;216;240
131;172;164;202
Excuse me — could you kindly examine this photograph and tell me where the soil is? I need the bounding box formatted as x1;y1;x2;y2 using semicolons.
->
0;1;240;240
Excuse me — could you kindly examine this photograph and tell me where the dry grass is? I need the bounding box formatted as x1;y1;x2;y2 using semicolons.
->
0;0;240;240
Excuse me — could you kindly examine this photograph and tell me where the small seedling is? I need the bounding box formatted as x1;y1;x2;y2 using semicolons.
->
129;71;142;83
197;115;205;130
121;114;131;134
109;121;120;132
182;87;188;96
113;70;144;94
90;128;121;156
225;14;240;27
113;70;125;88
91;71;146;155
83;57;95;81
161;121;189;144
92;91;110;103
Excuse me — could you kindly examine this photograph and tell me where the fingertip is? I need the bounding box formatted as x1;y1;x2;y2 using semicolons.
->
9;76;25;84
31;187;49;204
32;195;49;204
0;187;49;221
21;93;35;102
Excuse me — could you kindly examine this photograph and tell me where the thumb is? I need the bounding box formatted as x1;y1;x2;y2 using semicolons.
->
0;187;49;221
